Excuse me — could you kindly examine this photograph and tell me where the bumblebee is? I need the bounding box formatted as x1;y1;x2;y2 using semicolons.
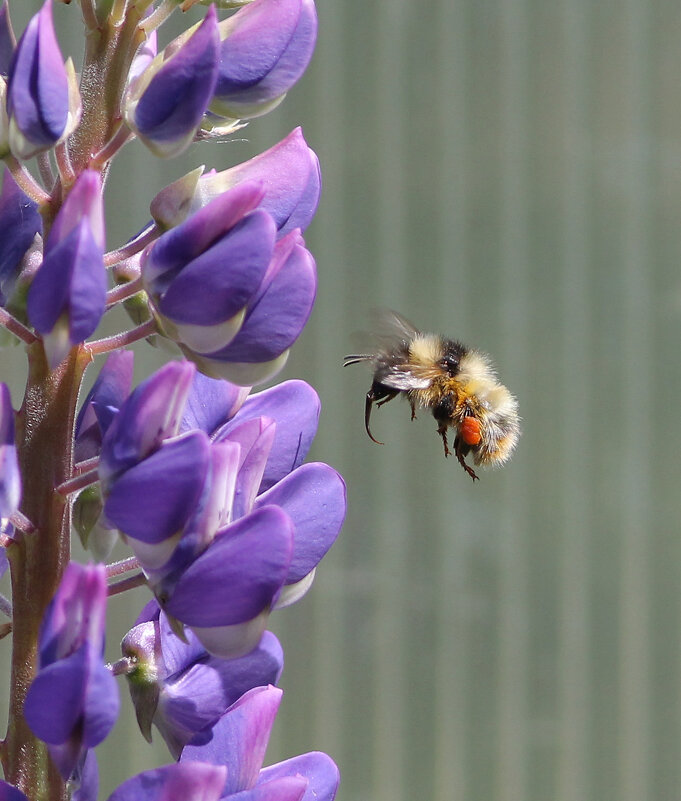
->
344;311;520;481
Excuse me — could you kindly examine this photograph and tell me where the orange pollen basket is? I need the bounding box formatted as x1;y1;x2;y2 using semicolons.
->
461;416;482;446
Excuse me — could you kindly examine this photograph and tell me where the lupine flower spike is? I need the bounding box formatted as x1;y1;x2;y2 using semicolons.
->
0;2;340;800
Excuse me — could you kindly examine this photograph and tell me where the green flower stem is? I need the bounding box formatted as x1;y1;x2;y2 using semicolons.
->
86;318;158;355
2;156;51;206
36;153;55;192
140;0;178;35
108;571;147;596
55;468;99;497
105;275;144;306
0;308;38;346
106;556;140;579
74;455;100;476
67;6;145;177
81;0;100;31
3;344;90;801
104;226;159;268
89;122;134;171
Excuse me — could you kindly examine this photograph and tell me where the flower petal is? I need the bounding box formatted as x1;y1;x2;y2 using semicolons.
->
158;210;275;327
181;685;282;794
7;0;69;158
128;7;219;158
24;647;86;743
104;431;211;543
258;752;340;801
164;506;293;627
254;463;345;583
99;360;195;484
180;371;249;434
107;763;226;801
216;379;320;492
205;230;315;363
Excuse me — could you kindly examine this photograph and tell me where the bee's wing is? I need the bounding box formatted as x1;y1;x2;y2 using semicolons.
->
346;310;431;388
347;310;420;357
378;369;432;391
371;309;421;349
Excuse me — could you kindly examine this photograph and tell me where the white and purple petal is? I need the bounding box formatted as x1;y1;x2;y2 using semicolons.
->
6;0;69;158
99;360;195;484
212;0;317;119
216;380;319;493
204;230;315;365
0;383;19;519
74;350;134;462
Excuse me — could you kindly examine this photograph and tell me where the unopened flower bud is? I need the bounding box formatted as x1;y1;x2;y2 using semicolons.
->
151;128;320;236
211;0;317;120
6;0;80;159
124;7;219;158
24;563;119;781
27;171;107;368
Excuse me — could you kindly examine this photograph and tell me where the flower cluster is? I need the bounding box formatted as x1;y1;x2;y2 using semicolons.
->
0;1;342;800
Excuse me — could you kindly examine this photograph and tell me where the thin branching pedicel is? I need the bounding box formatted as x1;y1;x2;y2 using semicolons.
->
0;2;342;801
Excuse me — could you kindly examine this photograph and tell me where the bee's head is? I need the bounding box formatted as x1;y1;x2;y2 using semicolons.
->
439;340;466;376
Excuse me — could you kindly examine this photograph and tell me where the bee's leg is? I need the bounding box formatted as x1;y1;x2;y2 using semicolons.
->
365;383;398;445
409;396;418;421
453;435;479;482
437;423;451;457
433;396;454;456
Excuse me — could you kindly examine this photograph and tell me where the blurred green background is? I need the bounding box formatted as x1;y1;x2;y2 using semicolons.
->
3;1;681;800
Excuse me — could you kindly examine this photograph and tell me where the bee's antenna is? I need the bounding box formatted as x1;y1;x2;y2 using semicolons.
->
343;355;371;367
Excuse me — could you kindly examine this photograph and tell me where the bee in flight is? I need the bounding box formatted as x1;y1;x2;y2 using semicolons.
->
343;311;520;481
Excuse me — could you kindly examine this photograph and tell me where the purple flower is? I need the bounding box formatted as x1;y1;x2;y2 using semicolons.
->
99;360;195;486
122;605;283;758
211;0;317;121
100;365;344;658
0;168;42;307
6;0;80;159
107;763;227;801
150;128;321;237
0;382;20;520
142;181;277;361
27;170;107;368
0;781;29;801
157;375;344;655
73;351;135;557
180;686;340;801
75;350;135;463
190;228;316;386
24;563;120;781
125;7;219;158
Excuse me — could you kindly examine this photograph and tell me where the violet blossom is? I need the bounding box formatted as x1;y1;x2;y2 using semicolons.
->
27;170;107;368
23;563;119;782
122;604;284;758
0;1;339;799
100;366;345;658
5;0;80;159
